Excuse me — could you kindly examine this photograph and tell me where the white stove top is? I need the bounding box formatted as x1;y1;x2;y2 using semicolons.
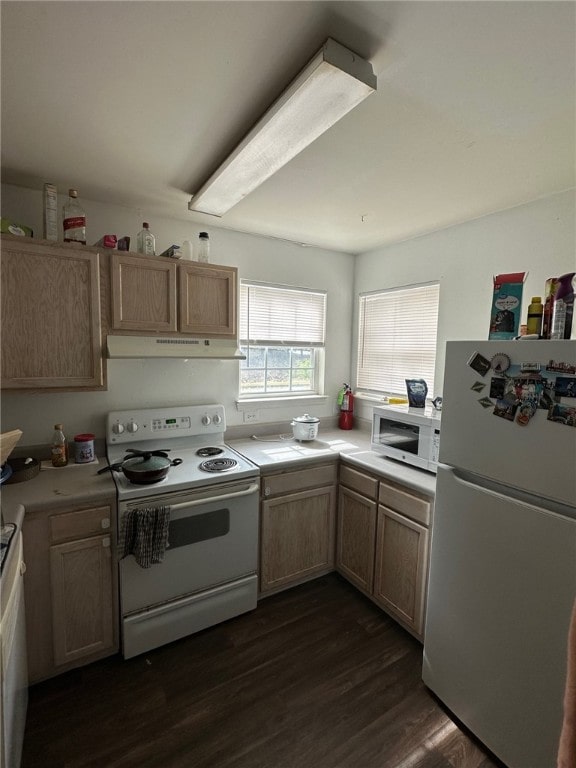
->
105;405;259;500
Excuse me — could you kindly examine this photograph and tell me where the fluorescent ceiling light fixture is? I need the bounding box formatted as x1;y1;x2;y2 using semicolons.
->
188;38;376;217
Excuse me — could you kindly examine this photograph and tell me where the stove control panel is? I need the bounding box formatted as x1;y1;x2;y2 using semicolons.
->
107;405;227;444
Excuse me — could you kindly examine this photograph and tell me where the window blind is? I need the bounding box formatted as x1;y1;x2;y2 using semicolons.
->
357;283;439;395
240;282;326;346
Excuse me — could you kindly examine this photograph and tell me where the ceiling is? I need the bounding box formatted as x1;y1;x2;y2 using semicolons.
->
1;1;575;254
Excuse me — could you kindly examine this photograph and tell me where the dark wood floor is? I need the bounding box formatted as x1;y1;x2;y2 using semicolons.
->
22;574;504;768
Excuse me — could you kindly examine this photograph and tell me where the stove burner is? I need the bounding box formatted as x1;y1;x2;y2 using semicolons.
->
200;458;238;473
196;447;225;458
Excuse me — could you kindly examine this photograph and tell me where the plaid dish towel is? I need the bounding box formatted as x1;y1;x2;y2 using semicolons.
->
119;506;170;568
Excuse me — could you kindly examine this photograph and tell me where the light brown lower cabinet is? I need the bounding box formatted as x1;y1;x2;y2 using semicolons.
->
23;502;118;683
259;462;337;595
337;462;432;640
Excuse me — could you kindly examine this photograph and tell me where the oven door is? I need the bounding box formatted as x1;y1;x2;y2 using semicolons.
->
119;478;259;616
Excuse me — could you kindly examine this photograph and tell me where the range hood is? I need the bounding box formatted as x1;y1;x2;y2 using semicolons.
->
107;336;246;360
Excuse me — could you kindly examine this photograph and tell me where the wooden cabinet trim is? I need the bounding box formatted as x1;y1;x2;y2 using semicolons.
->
110;252;178;332
178;263;237;337
50;505;112;544
1;239;104;390
263;463;338;498
260;485;336;593
339;464;379;500
50;534;114;666
378;479;432;526
336;486;377;594
374;505;429;637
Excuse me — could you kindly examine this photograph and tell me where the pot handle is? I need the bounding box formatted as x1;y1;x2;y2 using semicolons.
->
170;458;183;467
97;463;122;475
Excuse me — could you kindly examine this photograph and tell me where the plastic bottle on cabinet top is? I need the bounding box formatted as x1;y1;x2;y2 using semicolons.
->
62;189;86;244
526;296;543;336
195;232;210;263
137;222;155;256
51;424;68;467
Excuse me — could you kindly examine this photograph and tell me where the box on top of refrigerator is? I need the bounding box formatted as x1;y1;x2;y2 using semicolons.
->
488;271;526;340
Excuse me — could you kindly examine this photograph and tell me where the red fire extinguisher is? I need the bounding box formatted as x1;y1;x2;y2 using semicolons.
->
338;384;354;430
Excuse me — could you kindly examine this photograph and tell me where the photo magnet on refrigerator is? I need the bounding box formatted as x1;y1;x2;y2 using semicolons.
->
467;352;492;376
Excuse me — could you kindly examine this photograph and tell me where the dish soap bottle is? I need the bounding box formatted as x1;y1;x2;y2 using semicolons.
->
62;189;86;244
137;222;156;256
51;424;68;467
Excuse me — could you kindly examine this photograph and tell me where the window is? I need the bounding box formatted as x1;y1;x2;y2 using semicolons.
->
239;281;326;397
356;282;439;397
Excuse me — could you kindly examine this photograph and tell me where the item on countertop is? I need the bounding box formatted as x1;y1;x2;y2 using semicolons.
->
405;378;428;408
489;272;526;340
181;239;195;260
5;457;40;484
73;433;95;464
43;183;58;241
291;413;320;441
526;296;543;336
550;272;575;340
195;231;210;263
117;235;131;251
93;234;117;249
338;384;354;430
159;244;181;259
136;222;155;256
97;449;183;484
432;396;443;411
0;217;33;238
541;277;558;339
51;423;68;467
62;188;86;244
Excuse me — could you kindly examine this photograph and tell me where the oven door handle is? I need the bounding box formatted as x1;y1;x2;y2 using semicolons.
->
168;482;259;511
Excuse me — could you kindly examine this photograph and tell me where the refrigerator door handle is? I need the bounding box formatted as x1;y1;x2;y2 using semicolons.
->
451;467;576;521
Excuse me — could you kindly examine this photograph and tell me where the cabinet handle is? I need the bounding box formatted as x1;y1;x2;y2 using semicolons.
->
102;537;111;548
101;518;110;529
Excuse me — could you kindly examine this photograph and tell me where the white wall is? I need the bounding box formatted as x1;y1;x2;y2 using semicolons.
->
0;183;354;445
2;185;574;446
353;189;576;421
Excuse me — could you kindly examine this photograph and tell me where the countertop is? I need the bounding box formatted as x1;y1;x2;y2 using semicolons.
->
1;458;116;530
228;428;436;497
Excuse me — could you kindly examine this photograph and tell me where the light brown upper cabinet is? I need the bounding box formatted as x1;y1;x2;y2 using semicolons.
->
110;253;237;338
1;236;104;390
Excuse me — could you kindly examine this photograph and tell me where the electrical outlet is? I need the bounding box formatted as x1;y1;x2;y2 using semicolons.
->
243;410;259;423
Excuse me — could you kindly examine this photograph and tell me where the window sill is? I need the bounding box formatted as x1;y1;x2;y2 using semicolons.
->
236;395;329;411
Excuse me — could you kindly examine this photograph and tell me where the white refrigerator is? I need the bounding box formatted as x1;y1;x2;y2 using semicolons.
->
422;340;576;768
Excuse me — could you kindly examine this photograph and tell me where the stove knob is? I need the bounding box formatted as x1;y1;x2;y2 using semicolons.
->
201;415;211;426
213;414;222;425
112;423;125;435
126;421;139;434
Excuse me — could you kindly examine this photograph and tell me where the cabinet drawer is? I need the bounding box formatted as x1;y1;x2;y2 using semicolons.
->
339;464;378;500
378;481;431;526
262;463;337;497
50;506;112;543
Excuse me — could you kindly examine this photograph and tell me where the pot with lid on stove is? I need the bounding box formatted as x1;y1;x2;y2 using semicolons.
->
291;414;320;442
97;449;183;484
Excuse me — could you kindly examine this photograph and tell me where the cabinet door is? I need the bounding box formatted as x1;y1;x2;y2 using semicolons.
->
1;238;103;389
111;252;177;332
50;534;115;666
260;485;336;593
374;505;429;638
336;486;377;594
178;263;237;337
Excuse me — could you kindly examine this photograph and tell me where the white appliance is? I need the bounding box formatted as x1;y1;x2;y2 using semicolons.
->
371;404;441;473
105;404;260;659
422;340;576;768
1;528;27;768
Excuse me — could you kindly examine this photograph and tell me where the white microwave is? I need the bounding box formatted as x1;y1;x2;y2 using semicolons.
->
371;404;441;473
